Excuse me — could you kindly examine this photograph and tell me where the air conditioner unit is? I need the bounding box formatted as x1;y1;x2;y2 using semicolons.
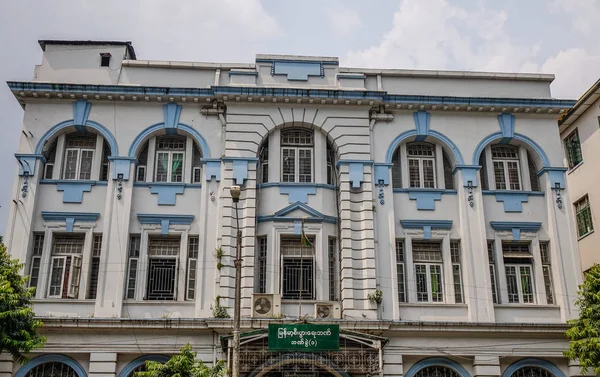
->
314;302;341;319
251;293;281;318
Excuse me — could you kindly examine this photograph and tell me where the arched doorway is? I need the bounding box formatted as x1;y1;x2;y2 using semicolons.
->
248;352;352;377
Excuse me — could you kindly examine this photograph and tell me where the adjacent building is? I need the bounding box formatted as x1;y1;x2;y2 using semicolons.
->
1;40;586;377
559;79;600;271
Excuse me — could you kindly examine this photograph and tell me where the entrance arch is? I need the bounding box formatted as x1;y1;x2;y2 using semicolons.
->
247;352;352;377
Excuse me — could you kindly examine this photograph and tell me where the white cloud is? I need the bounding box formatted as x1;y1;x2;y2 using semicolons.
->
542;49;600;98
327;6;362;37
345;0;539;72
550;0;600;35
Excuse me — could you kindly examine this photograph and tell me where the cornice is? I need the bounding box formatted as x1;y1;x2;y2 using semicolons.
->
7;81;575;114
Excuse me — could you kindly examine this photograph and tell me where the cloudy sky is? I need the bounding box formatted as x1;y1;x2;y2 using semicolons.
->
0;0;599;234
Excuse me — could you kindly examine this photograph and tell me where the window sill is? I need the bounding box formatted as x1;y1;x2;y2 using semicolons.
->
32;298;96;303
398;302;468;308
123;300;196;304
40;179;108;186
133;182;202;188
494;304;559;309
257;182;336;190
393;188;457;194
578;229;595;241
481;190;545;196
567;161;584;174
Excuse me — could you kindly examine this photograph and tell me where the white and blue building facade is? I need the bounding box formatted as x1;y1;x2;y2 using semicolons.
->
0;40;587;377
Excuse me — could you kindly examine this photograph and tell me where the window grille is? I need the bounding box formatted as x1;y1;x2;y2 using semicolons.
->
257;236;267;293
414;365;461;377
540;241;554;304
487;240;498;304
328;237;337;301
491;145;521;190
186;236;199;300
396;239;406;303
258;139;269;184
509;366;556;377
281;236;314;299
87;234;102;299
52;234;84;254
565;129;583;168
146;258;177;300
156;135;186;150
148;236;180;256
29;233;45;289
450;240;463;303
23;361;78;377
575;195;594;237
407;143;435;157
66;133;97;148
412;241;443;262
281;129;313;146
126;235;140;299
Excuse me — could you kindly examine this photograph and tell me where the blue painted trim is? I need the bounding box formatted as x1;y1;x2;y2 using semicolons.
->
222;156;260;162
133;182;201;188
374;163;393;185
149;184;185;205
336;159;373;167
385;129;464;165
35;119;118;156
273;61;322;81
258;182;337;190
108;156;137;161
275;201;324;218
9;81;576;109
472;132;550;167
279;185;317;204
498;113;515;140
73;100;91;126
452;165;481;187
408;191;443;211
494;192;529;212
452;165;482;174
15;154;46;176
256;58;339;65
414;111;431;138
490;221;542;232
482;190;545;196
400;220;453;229
232;160;249;185
15;354;87;377
40;179;108;186
501;359;566;377
204;160;221;181
405;358;471;377
294;220;302;235
42;211;100;223
348;162;364;189
118;355;170;377
394;188;457;195
337;74;366;79
163;103;182;130
57;182;93;203
137;214;194;234
537;167;567;189
229;70;259;76
110;156;135;180
128;122;211;158
257;215;338;224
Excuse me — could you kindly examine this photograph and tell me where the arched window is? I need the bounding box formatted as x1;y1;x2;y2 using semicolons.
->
23;361;79;377
258;138;269;184
407;142;436;188
43;142;57;180
491;145;521;190
281;129;313;183
414;366;461;377
443;153;454;190
136;142;149;181
392;148;402;188
508;366;556;377
527;151;540;191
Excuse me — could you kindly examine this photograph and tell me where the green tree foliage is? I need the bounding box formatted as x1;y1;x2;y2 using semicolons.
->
565;264;600;374
136;344;228;377
0;238;46;362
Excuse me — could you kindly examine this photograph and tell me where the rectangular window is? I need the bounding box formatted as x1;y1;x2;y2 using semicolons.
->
63;148;94;180
487;240;498;304
146;236;180;300
257;236;267;294
540;242;554;304
281;236;314;300
565;129;583;168
503;242;534;304
450;240;463;304
136;165;146;182
328;237;337;301
491;145;522;191
396;239;406;303
259;140;269;184
155;151;184;183
29;233;45;290
44;163;54;180
413;241;443;303
126;235;140;299
87;234;102;299
281;148;296;182
326;143;336;185
186;236;199;300
100;53;111;67
280;130;314;183
48;234;84;299
575;195;594;237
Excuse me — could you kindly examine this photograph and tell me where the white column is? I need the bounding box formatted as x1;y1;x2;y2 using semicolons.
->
519;146;531;191
178;229;190;301
473;356;501;377
269;130;280;183
89;353;117;377
37;227;54;299
92;134;104;181
137;229;150;301
78;227;95;299
441;235;455;303
494;236;509;304
52;134;66;180
146;137;156;183
405;237;416;303
530;237;547;304
400;144;408;188
184;137;193;184
314;131;325;183
485;146;495;190
435;144;445;189
0;354;13;377
383;352;403;377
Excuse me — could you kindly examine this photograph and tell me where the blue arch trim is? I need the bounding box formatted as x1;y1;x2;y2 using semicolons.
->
472;132;550;167
128;123;211;158
35;120;119;156
385;130;464;165
118;355;170;377
501;358;566;377
15;354;87;377
404;357;472;377
405;357;471;377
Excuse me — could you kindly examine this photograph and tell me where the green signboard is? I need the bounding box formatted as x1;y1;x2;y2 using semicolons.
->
268;324;340;351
